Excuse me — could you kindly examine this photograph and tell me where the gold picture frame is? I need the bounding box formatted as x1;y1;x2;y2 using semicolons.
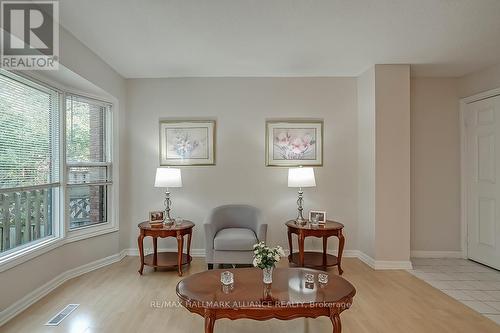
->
159;120;216;166
266;120;323;167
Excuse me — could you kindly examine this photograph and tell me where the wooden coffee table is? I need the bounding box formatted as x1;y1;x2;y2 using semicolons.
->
286;220;345;274
137;220;194;276
176;267;355;333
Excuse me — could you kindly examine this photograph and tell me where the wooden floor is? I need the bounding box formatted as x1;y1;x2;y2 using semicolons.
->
2;257;499;333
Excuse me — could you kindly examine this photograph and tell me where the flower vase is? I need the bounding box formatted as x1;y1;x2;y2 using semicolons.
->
263;283;273;300
262;266;273;284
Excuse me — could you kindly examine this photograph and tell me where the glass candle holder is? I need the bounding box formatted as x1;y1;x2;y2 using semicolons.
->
221;271;234;285
175;217;183;226
318;273;328;284
222;283;234;294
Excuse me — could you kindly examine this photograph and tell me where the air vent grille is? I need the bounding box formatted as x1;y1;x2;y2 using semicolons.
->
45;304;79;326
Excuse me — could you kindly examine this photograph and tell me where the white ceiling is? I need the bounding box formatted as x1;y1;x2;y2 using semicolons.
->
58;0;500;78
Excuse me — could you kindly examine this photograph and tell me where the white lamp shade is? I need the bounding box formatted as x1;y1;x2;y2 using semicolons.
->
288;167;316;188
154;168;182;188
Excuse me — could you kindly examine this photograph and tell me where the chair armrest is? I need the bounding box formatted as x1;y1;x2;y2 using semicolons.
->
256;222;267;243
204;220;216;262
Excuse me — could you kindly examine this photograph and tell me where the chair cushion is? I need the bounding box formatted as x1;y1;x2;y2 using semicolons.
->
213;228;257;251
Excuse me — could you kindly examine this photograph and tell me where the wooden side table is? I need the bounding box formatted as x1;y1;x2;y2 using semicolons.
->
286;220;345;274
137;220;194;276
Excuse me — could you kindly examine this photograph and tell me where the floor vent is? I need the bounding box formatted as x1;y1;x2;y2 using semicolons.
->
45;304;79;326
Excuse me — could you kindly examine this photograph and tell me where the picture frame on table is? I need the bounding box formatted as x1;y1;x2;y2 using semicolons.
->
149;211;164;223
159;120;216;166
266;120;323;166
309;210;327;224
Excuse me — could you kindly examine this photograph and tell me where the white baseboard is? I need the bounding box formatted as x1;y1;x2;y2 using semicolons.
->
327;249;360;258
374;260;413;270
411;250;463;258
356;250;376;268
355;250;413;270
0;249;127;327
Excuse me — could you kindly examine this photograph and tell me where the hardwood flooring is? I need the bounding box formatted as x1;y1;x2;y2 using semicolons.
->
2;257;499;333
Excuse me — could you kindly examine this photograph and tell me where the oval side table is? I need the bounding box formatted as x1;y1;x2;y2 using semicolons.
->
286;220;345;274
137;220;194;276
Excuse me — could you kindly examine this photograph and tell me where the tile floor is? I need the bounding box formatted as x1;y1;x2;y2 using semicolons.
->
409;258;500;325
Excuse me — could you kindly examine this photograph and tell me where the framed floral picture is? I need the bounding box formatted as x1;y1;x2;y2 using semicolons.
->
159;120;215;165
266;120;323;166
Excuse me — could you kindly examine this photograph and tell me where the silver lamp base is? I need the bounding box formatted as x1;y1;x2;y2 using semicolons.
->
163;190;175;226
295;217;307;226
163;218;175;226
295;189;307;225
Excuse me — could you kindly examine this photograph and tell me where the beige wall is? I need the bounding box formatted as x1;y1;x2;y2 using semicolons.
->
125;77;359;254
410;62;500;254
357;67;376;258
374;65;411;261
357;65;411;262
410;78;460;252
4;54;497;316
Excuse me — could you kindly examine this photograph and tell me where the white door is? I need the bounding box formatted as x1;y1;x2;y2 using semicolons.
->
466;95;500;270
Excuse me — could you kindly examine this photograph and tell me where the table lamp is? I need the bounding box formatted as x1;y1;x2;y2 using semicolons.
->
154;167;182;225
288;167;316;224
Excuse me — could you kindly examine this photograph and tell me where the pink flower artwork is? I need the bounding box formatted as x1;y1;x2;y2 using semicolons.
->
273;129;316;160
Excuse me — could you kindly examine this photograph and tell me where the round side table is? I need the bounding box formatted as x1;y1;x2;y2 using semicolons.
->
137;220;194;276
286;220;345;274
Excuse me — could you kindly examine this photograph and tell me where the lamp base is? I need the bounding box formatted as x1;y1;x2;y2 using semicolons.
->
295;189;307;225
295;217;307;226
163;190;175;226
163;218;175;226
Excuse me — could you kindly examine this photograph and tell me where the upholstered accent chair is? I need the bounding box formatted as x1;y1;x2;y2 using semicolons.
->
204;205;267;269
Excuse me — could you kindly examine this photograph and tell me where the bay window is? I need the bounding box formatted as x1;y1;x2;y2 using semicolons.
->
0;69;115;266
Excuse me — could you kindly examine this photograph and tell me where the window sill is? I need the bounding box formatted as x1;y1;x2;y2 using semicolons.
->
0;223;119;273
0;236;63;273
66;222;119;243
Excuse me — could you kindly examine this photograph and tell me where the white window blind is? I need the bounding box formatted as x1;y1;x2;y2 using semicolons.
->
0;70;60;253
0;70;60;189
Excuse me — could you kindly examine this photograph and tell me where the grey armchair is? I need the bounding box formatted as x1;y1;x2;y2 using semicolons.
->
204;205;267;269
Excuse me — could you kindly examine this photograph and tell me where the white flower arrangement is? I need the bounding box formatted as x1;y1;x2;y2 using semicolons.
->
252;241;286;269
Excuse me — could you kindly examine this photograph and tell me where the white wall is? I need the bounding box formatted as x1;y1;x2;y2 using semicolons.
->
0;27;126;312
125;77;358;254
410;78;461;252
458;63;500;98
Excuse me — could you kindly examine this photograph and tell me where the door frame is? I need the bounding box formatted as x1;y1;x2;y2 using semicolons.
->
460;87;500;259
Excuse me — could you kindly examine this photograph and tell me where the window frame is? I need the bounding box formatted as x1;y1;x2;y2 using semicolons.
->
64;93;116;239
0;70;64;271
0;70;119;272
